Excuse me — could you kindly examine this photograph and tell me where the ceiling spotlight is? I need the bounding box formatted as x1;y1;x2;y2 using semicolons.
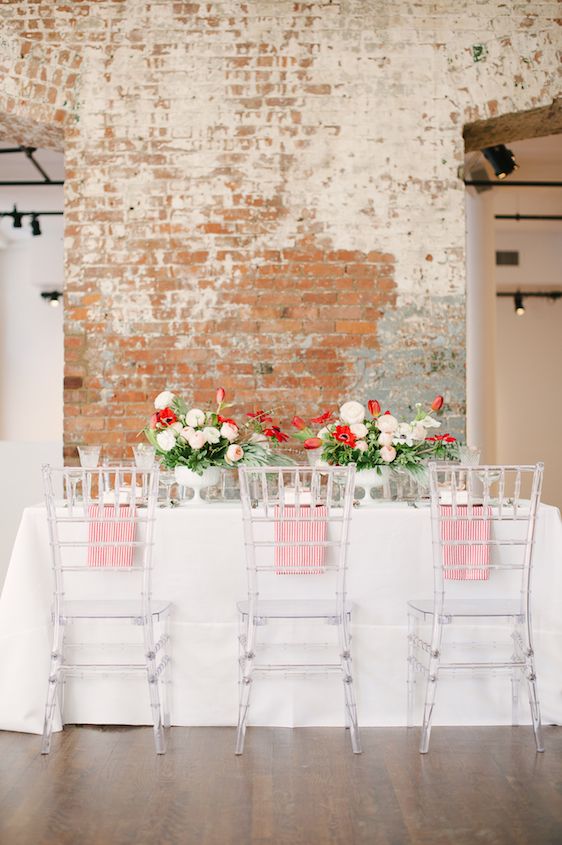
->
30;213;41;237
12;204;23;228
41;290;63;307
514;291;525;316
482;145;518;180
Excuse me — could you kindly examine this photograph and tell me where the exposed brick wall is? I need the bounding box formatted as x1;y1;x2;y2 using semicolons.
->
0;1;560;458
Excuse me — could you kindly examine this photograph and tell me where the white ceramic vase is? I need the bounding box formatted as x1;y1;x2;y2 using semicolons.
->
355;467;389;503
174;465;221;503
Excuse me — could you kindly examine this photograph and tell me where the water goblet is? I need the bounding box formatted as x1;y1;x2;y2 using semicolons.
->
132;443;156;469
78;445;101;468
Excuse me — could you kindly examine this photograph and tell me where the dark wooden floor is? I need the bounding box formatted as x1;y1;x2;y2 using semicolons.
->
0;726;561;845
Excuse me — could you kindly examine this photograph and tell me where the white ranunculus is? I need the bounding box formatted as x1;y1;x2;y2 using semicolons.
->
416;414;441;430
378;432;394;447
380;445;397;463
354;440;368;453
376;413;399;434
156;429;176;452
350;422;368;439
187;429;206;450
170;421;183;434
220;422;239;442
180;426;194;441
339;401;365;425
411;422;427;441
154;390;175;410
185;408;206;428
226;444;244;463
203;426;221;444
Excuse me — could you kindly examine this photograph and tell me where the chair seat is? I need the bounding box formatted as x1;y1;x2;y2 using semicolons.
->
237;599;352;619
407;598;523;620
57;599;171;621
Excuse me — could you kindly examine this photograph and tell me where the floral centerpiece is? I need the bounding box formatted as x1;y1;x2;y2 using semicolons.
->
292;395;458;479
144;388;291;499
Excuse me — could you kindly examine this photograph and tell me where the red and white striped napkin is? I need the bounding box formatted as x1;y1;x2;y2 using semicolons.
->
87;504;136;568
440;505;491;581
274;505;328;575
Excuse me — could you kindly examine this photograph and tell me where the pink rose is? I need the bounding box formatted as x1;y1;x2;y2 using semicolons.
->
380;445;397;463
226;444;244;463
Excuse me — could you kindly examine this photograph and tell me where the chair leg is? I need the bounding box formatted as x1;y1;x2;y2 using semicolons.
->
339;613;361;754
41;620;64;755
526;662;544;752
143;621;166;754
407;612;418;728
235;614;256;755
419;619;442;754
160;616;172;730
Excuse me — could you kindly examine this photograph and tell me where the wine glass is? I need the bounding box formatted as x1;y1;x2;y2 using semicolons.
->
159;471;176;507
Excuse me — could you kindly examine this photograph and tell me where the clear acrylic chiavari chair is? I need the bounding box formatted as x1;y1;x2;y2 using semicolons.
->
407;462;544;753
41;465;172;754
236;465;361;755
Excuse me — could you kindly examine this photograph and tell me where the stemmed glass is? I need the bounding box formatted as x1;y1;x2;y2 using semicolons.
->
159;470;176;508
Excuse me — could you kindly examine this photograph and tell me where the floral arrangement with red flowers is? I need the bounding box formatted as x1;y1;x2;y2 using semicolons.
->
292;396;457;473
144;389;292;474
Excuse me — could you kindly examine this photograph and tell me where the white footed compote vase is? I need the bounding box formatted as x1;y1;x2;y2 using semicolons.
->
174;466;221;503
355;467;389;503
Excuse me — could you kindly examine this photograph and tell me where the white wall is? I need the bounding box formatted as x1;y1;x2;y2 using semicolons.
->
0;200;64;441
0;441;62;590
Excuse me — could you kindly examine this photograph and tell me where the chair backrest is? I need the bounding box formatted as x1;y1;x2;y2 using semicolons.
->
238;465;355;609
428;462;543;604
42;465;160;614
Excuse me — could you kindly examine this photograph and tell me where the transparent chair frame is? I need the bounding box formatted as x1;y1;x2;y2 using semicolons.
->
235;465;361;755
407;462;544;753
41;465;172;754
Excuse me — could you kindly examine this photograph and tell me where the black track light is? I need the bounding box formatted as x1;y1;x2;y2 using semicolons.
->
514;291;525;316
482;145;518;180
12;204;23;228
30;213;41;236
40;290;63;307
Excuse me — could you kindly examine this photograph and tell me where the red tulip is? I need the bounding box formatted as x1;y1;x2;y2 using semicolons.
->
367;399;381;417
292;416;306;430
216;387;226;404
304;437;322;450
431;395;444;412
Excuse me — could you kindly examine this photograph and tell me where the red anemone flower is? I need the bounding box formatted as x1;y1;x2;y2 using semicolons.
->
310;410;333;425
153;407;177;427
333;425;357;448
218;415;238;426
264;426;290;443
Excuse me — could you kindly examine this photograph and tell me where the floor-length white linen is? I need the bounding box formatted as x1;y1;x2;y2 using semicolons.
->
1;502;561;734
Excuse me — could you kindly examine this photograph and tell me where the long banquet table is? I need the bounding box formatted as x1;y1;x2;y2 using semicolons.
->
1;501;561;735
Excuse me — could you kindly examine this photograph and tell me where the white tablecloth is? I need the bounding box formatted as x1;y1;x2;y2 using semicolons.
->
1;502;561;734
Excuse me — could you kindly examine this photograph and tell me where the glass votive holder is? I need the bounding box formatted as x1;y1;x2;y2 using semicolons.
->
132;443;156;469
78;445;101;468
458;445;481;466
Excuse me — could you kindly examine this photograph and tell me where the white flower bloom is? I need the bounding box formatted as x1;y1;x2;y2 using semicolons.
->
354;440;368;453
226;444;244;463
170;421;183;434
339;401;365;425
180;426;194;441
154;390;175;410
220;422;239;442
185;408;206;428
203;426;221;444
250;432;267;443
156;429;176;452
380;445;397;463
376;413;399;434
416;414;441;430
393;422;415;447
378;432;394;447
411;422;427;441
350;422;368;439
187;429;206;450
